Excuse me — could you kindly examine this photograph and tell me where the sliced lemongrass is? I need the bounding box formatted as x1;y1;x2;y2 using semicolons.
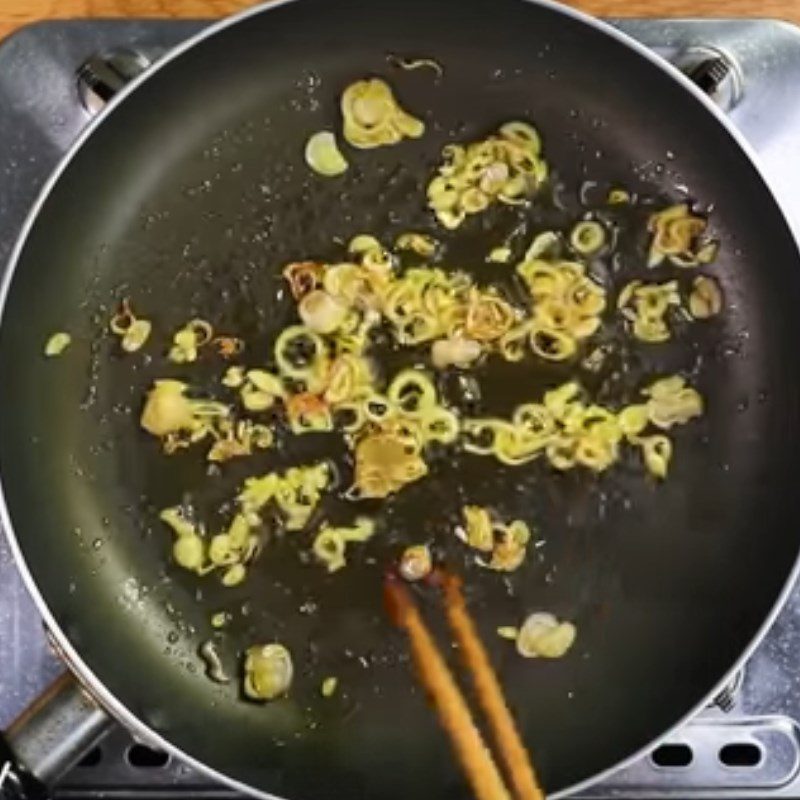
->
305;130;348;177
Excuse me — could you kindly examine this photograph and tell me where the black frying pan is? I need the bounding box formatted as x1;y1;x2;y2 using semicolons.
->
2;0;800;797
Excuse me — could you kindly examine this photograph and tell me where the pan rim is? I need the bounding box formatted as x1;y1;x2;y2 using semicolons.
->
1;0;799;797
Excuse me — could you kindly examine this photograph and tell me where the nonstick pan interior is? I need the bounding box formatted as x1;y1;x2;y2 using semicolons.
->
2;0;800;797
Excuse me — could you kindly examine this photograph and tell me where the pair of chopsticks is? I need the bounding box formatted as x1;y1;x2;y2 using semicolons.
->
384;571;544;800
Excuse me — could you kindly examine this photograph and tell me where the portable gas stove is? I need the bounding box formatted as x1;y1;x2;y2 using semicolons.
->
2;16;800;799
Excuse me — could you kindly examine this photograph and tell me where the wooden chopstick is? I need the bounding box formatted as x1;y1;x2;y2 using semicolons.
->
385;572;543;800
385;577;512;800
440;573;544;800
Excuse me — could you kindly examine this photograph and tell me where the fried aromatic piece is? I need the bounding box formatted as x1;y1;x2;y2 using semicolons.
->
222;366;245;388
243;644;293;701
274;325;329;391
281;243;539;370
688;275;723;319
482;521;531;572
210;611;230;629
462;377;702;480
109;299;152;353
348;234;384;256
387;54;443;77
285;392;333;434
140;380;229;444
341;78;424;149
639;434;672;479
395;232;439;257
487;246;512;264
617;279;681;343
647;203;718;267
299;289;349;334
455;507;531;573
206;437;248;463
209;514;260;582
168;319;213;363
399;544;433;582
207;420;273;463
427;121;547;229
212;336;244;359
312;518;375;573
161;462;330;587
312;527;346;573
238;462;330;532
381;267;471;345
44;332;71;357
607;187;631;204
332;369;458;498
240;369;285;413
431;337;482;370
570;220;606;256
283;261;325;301
305;130;349;177
222;564;246;587
354;428;428;499
160;507;207;574
198;640;230;684
464;288;516;342
643;375;703;430
321;676;339;698
516;612;576;659
323;354;375;405
460;506;494;552
516;254;606;361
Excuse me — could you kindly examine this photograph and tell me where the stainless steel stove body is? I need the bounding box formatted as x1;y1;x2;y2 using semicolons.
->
2;16;800;799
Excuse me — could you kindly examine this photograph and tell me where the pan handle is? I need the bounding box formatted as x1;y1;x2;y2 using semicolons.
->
0;673;113;800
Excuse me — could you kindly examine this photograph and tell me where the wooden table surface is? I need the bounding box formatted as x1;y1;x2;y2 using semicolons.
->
0;0;799;40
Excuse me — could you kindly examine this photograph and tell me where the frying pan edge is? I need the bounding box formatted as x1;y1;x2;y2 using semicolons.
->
1;0;799;797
